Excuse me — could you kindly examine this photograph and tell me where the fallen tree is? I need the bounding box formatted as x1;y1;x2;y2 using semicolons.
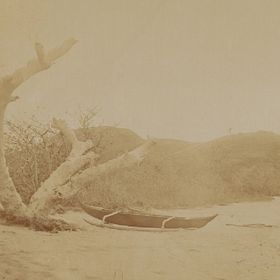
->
0;39;153;231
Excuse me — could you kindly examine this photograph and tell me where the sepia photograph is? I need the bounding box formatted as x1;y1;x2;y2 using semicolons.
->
0;1;280;279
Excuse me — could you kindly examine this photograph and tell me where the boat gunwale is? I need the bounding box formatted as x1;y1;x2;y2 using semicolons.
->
81;203;217;222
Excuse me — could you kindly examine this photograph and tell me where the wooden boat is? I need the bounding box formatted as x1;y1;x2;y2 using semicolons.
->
80;203;217;230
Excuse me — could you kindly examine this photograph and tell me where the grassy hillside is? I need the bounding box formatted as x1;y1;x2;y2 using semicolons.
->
79;130;280;209
7;124;280;209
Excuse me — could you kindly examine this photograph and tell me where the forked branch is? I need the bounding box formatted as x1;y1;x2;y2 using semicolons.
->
0;38;77;104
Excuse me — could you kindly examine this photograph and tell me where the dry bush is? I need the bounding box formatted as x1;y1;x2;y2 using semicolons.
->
4;118;70;203
77;107;98;130
4;108;100;204
3;109;143;208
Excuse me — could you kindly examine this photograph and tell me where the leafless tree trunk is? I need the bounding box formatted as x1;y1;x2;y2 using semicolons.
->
0;106;26;216
0;39;77;217
0;39;153;230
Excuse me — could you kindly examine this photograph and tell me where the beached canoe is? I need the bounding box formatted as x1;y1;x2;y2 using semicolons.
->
80;203;217;230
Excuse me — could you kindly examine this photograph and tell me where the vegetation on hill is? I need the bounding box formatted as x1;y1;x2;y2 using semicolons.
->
5;121;280;210
79;131;280;209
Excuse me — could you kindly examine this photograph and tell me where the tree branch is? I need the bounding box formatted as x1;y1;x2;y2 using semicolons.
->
27;137;155;216
46;140;155;203
51;118;94;158
27;119;96;216
68;140;155;195
0;38;77;101
51;118;78;146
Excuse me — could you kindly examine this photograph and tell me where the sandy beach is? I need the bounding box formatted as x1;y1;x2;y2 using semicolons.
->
1;198;280;280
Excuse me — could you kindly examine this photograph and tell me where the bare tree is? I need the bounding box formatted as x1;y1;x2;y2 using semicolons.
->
78;106;98;130
0;39;153;231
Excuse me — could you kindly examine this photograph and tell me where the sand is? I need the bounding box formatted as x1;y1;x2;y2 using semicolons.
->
1;198;280;280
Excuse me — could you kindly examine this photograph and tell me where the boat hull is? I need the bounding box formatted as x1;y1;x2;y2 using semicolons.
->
80;203;217;230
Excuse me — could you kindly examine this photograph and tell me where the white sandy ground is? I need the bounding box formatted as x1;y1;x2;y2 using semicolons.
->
1;198;280;280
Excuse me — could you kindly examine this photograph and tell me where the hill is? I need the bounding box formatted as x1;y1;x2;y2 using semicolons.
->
79;129;280;209
6;125;280;209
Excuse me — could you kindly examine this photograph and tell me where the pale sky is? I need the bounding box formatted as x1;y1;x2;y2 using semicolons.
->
1;0;280;141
